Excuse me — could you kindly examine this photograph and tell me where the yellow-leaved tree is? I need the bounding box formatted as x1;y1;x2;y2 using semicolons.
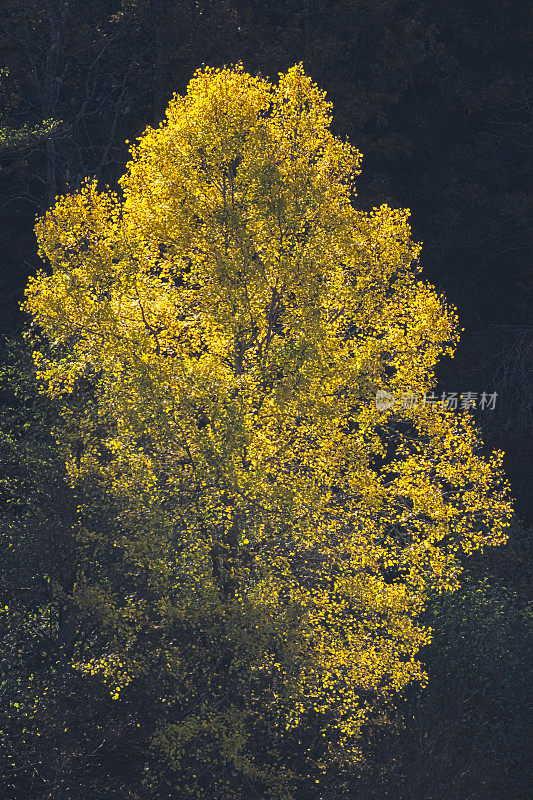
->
25;65;512;799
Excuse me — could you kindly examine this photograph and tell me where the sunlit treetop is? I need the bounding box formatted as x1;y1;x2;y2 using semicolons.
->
24;64;512;782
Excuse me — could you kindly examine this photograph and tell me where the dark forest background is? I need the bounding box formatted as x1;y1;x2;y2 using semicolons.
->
0;2;531;798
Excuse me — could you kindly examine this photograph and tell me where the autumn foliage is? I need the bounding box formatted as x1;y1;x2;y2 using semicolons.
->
24;65;512;797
